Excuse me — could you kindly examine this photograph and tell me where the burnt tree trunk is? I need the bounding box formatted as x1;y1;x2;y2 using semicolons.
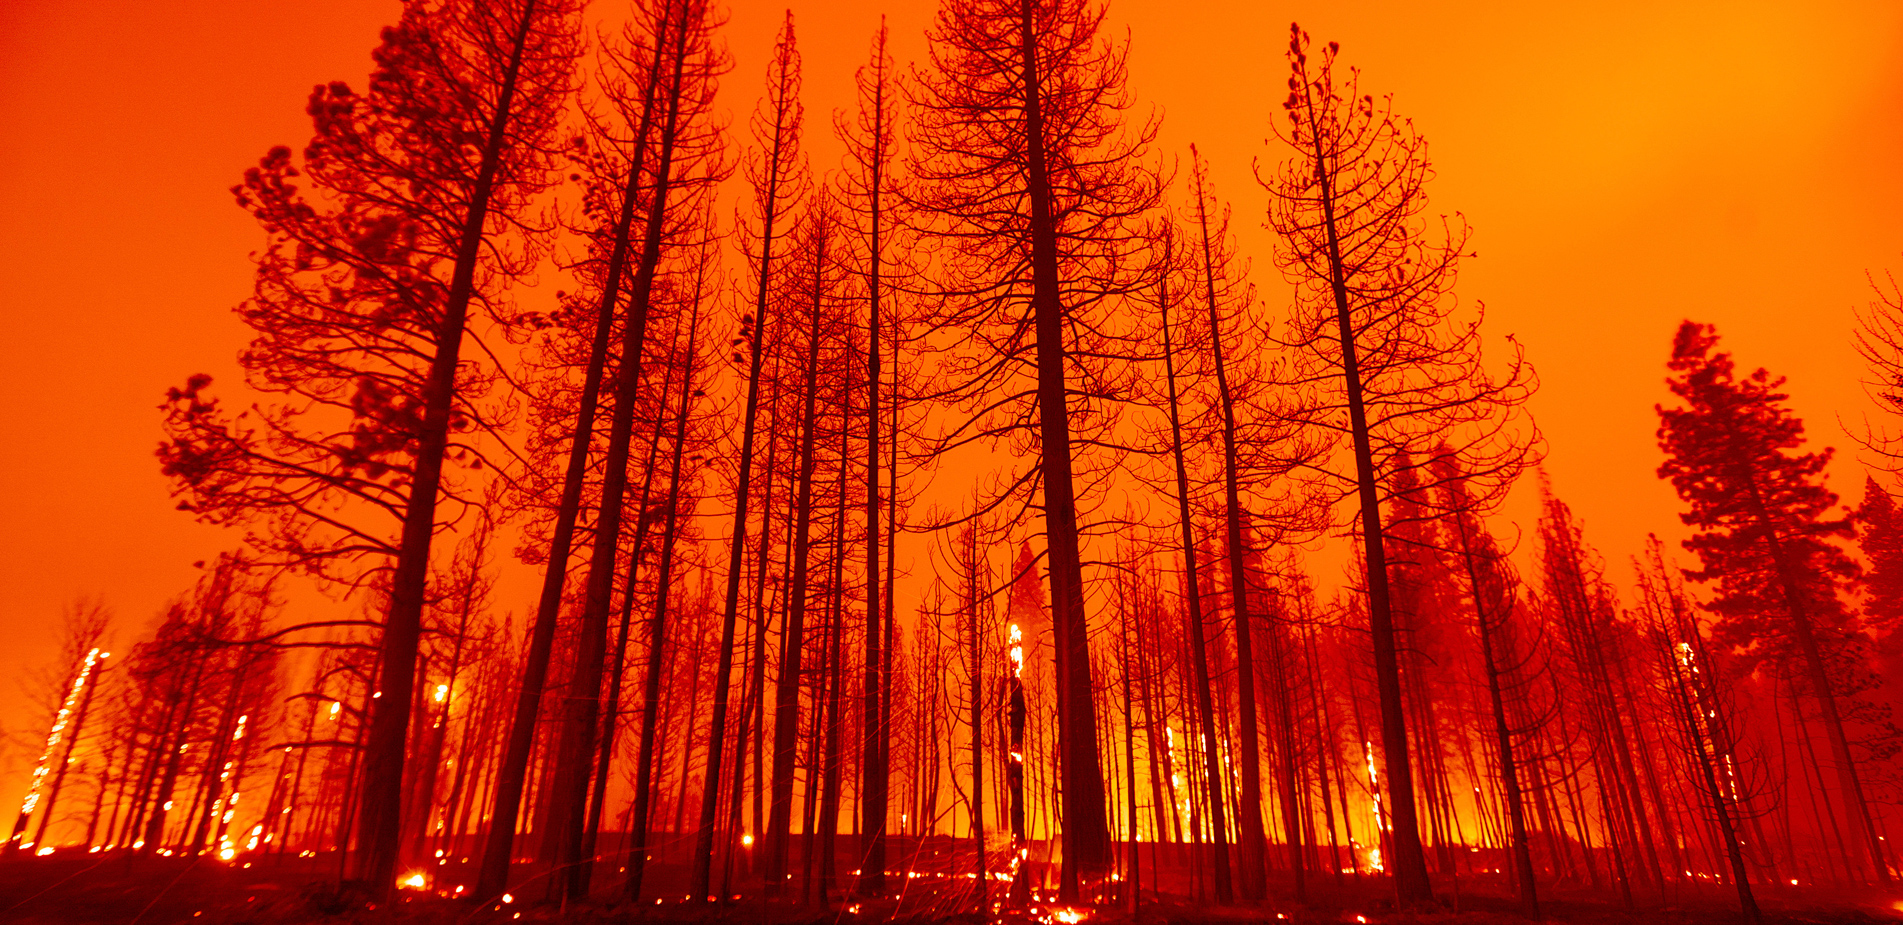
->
1014;0;1111;897
475;0;662;900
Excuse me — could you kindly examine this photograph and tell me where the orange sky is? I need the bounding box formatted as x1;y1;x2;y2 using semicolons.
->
2;0;1901;815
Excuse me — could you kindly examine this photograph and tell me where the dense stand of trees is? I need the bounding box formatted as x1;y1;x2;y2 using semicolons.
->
11;0;1903;918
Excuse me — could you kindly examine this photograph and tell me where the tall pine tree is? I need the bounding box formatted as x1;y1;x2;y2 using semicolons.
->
1656;320;1891;883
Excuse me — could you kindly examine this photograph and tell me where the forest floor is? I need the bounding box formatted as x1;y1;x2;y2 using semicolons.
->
0;854;1897;925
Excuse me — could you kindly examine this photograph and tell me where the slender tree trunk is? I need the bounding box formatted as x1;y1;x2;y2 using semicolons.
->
857;31;891;897
693;44;800;906
474;0;654;900
1014;2;1110;897
545;5;695;899
582;389;672;869
1448;508;1538;917
189;661;251;856
743;352;789;880
1118;576;1141;913
624;300;703;901
27;655;105;853
1157;261;1233;902
1661;621;1760;922
967;524;988;913
767;229;829;897
818;450;851;904
1189;163;1271;902
1298;107;1435;905
364;2;541;894
143;648;211;853
1008;614;1032;907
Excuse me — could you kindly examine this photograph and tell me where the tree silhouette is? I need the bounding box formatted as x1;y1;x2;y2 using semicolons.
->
1635;537;1762;924
1262;23;1534;905
693;12;807;900
908;0;1160;897
159;0;580;893
1656;319;1890;883
835;20;901;895
1433;455;1539;916
1144;219;1232;902
473;0;712;899
536;0;726;899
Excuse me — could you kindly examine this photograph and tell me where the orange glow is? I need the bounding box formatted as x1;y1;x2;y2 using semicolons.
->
0;1;1900;901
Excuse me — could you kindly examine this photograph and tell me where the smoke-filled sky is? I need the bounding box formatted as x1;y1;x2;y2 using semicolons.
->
1;0;1900;815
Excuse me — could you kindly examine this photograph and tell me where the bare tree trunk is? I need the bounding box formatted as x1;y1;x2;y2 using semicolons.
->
623;298;702;900
966;524;988;913
544;2;696;898
27;653;106;853
1651;576;1760;923
767;224;830;897
1303;131;1435;906
142;647;211;853
1013;1;1110;897
1157;254;1233;902
1446;504;1538;916
474;1;660;900
1188;162;1271;901
1117;575;1141;913
818;445;852;904
365;2;542;894
693;29;803;902
856;25;893;896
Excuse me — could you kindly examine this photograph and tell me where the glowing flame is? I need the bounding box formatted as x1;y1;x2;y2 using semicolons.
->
10;648;103;833
434;684;449;703
741;834;754;846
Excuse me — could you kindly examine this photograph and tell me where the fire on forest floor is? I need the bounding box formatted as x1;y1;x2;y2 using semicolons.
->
0;854;1898;925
